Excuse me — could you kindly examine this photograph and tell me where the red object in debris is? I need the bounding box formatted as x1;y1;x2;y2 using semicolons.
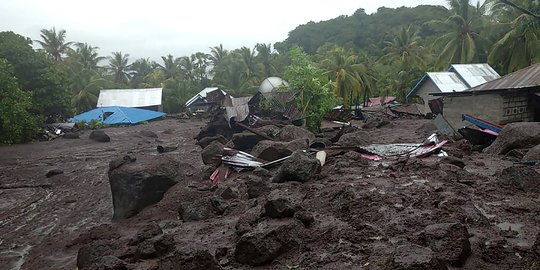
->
210;167;230;184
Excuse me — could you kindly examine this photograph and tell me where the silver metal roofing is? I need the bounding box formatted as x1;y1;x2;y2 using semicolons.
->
97;88;162;108
259;77;288;93
185;87;227;107
467;63;540;91
426;72;469;93
448;64;500;88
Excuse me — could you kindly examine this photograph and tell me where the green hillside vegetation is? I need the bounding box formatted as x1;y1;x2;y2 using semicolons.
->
1;0;539;142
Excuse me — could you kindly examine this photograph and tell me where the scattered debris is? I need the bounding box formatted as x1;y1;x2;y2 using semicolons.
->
45;168;64;178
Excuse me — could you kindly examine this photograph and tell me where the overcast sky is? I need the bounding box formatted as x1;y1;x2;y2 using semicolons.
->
1;0;448;61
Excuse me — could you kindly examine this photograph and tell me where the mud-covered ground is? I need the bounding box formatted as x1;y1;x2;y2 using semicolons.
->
0;118;538;270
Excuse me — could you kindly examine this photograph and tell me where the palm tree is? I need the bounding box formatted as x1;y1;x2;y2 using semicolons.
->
35;27;73;61
428;0;488;67
108;52;131;84
209;44;228;68
320;47;365;107
255;43;277;77
237;46;260;89
487;0;540;73
159;54;181;80
71;43;105;71
380;25;426;70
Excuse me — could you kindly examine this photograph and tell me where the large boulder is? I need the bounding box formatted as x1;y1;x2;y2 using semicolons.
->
278;125;315;142
246;176;270;199
336;130;371;147
523;144;540;161
108;155;179;219
264;197;296;218
89;130;110;142
235;219;303;266
484;122;540;155
496;165;540;192
178;197;224;221
231;132;263;151
77;242;115;269
251;139;308;161
272;150;321;183
420;223;471;266
196;135;228;149
392;242;447;270
201;141;224;165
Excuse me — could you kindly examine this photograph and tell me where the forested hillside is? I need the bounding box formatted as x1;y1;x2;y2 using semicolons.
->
1;0;539;143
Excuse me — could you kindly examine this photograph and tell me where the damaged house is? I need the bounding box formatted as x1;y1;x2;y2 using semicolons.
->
407;64;500;114
431;63;540;129
185;87;228;114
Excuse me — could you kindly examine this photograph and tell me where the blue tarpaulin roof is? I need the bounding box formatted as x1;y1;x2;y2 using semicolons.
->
69;106;166;125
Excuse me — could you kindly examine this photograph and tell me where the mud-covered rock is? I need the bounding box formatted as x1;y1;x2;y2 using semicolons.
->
139;130;158;138
246;177;270;199
252;167;272;179
480;238;512;264
201;140;224;165
89;130;111;142
197;134;228;149
273;150;321;183
87;255;127;270
178;196;225;221
485;122;540;155
264;197;295;218
235;219;303;266
159;249;222;270
392;242;447;270
77;242;114;269
497;165;540;192
214;186;238;200
46;168;64;178
440;156;466;169
294;210;315;227
421;223;471;266
251;139;308;161
108;155;179;219
154;233;176;256
235;205;262;236
231;132;264;151
135;239;157;259
128;222;163;245
278;125;315;142
363;118;389;129
336;130;370;147
523;144;540;161
532;233;540;256
255;125;281;138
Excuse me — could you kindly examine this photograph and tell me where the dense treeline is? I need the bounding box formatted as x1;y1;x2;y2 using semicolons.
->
0;0;539;143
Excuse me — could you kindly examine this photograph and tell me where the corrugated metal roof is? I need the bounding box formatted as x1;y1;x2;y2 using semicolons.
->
427;72;469;93
185;87;227;107
467;63;540;91
449;63;500;87
97;88;162;108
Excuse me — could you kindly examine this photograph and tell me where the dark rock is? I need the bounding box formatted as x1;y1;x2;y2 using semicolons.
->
252;167;272;179
246;177;270;199
108;155;136;171
63;132;80;139
89;130;111;142
420;223;471;266
197;135;228;149
139;130;158;138
278;125;315;142
506;148;527;159
485;122;540;155
523;144;540;161
195;113;240;141
392;242;447;270
532;233;540;256
87;255;127;270
210;195;228;215
336;130;370;147
71;224;120;247
443;147;465;158
159;250;222;270
440;156;466;169
251;139;308;161
497;165;540;192
480;238;512;263
235;205;262;236
264;197;295;218
273;150;321;183
108;155;179;219
46;169;64;178
178;197;220;221
294;211;315;227
201;140;224;165
77;242;114;270
154;233;176;256
214;186;238;200
255;125;281;138
135;239;157;259
128;222;163;245
232;132;263;151
235;219;303;266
